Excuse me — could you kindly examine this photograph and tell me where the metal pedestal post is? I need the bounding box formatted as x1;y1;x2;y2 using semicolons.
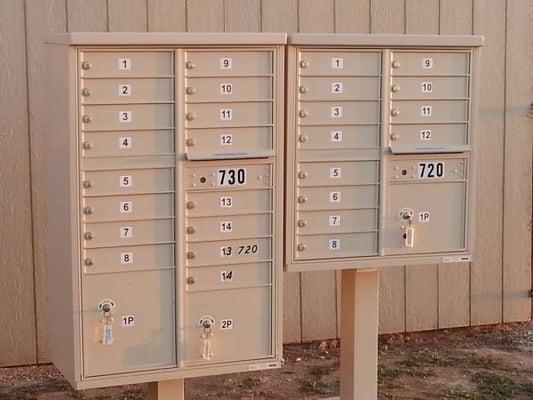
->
147;379;185;400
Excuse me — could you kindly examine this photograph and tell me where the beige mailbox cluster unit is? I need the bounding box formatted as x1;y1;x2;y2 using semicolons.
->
285;34;483;272
46;33;285;389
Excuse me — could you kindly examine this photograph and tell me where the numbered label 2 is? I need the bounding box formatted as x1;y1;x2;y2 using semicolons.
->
119;84;131;96
331;82;344;94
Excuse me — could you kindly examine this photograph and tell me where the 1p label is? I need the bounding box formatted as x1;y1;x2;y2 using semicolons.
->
419;212;431;222
121;315;135;327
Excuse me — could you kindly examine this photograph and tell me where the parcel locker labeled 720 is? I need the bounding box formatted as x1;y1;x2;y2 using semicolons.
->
46;33;285;390
285;34;483;272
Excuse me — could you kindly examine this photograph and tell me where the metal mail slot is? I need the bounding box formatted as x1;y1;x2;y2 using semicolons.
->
296;185;379;210
298;125;379;149
390;100;468;123
184;51;272;77
82;104;174;132
391;52;470;76
185;286;272;364
389;124;468;150
384;181;467;254
389;157;467;182
82;193;174;223
82;269;176;376
83;244;174;274
186;189;272;217
186;213;271;242
298;76;381;101
297;161;379;187
82;168;174;196
186;262;271;291
186;127;272;155
298;51;381;76
80;78;174;104
80;51;174;78
299;101;380;125
296;232;378;260
185;77;272;102
297;209;378;234
186;238;271;267
82;131;174;158
185;102;272;129
390;76;469;100
186;164;271;190
83;219;174;248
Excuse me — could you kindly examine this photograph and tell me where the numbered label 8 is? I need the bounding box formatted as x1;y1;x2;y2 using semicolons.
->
120;252;133;264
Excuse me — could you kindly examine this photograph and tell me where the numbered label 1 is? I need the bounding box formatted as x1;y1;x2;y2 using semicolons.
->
119;84;131;96
121;315;135;327
328;215;341;226
420;129;432;140
119;110;132;123
120;226;133;239
331;57;344;69
329;191;341;203
120;252;133;264
220;270;233;282
119;136;132;149
419;212;431;222
329;239;341;250
119;175;132;187
422;57;434;69
220;221;233;233
118;58;132;70
330;130;343;143
330;106;343;118
330;167;342;179
220;83;232;94
331;82;343;94
418;162;445;179
120;201;133;213
220;319;234;330
220;197;233;208
420;105;432;117
220;58;232;69
220;134;232;146
220;108;233;120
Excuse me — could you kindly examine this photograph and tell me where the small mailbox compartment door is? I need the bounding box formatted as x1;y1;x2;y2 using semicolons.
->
82;131;174;158
82;269;176;377
82;104;174;131
186;127;272;157
185;287;272;365
389;124;468;152
80;51;174;78
80;78;174;104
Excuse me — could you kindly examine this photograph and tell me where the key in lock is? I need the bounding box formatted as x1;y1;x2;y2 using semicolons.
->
399;208;415;248
97;299;116;345
199;316;215;360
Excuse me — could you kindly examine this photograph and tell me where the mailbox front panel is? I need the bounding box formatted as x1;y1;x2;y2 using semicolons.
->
286;38;479;271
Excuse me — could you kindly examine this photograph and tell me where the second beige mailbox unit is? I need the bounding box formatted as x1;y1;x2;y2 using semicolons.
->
286;34;483;271
46;33;285;391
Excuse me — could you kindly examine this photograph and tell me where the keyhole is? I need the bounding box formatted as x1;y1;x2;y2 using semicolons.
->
401;169;408;176
200;177;206;183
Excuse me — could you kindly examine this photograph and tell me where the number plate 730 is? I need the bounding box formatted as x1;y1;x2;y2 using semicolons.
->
217;168;247;186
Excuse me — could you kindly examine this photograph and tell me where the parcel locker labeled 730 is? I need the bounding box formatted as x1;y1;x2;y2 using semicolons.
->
46;33;285;391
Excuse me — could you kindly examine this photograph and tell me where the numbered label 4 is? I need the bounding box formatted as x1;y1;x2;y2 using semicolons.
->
119;136;132;149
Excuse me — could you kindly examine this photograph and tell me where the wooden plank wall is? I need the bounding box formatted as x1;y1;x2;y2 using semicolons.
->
0;0;530;366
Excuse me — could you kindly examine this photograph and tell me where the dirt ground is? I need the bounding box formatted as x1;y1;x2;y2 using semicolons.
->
1;322;531;400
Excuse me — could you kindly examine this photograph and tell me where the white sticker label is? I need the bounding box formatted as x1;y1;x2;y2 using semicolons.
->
443;255;472;263
120;226;133;239
220;319;234;330
330;130;343;143
220;108;233;120
220;83;232;94
248;362;280;371
331;82;343;94
220;134;233;146
422;57;434;69
119;175;132;187
329;191;341;203
119;110;132;123
119;136;132;149
420;129;432;140
330;167;342;178
220;221;233;232
220;270;233;282
121;315;135;327
119;84;131;96
220;246;232;257
220;58;232;69
329;239;341;250
120;252;133;264
120;201;133;213
421;81;433;93
420;105;432;116
220;197;233;208
331;57;344;69
102;324;113;345
418;212;431;222
118;58;132;70
329;215;341;226
331;106;343;118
